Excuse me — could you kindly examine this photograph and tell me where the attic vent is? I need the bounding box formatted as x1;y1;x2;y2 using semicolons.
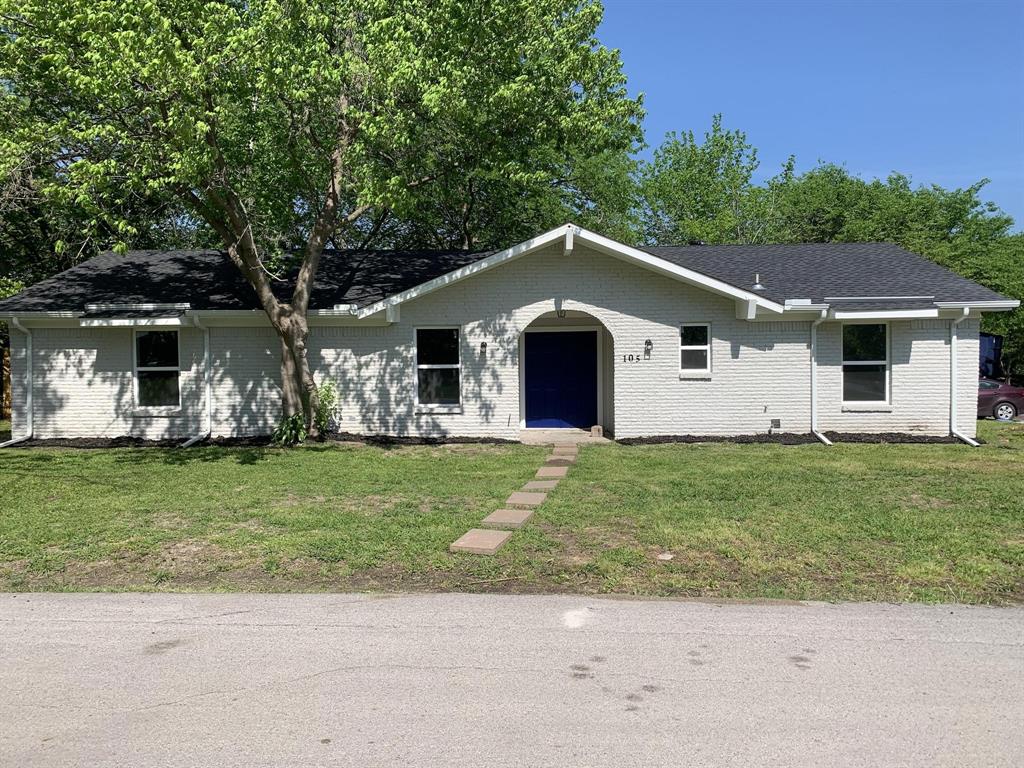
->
752;273;765;291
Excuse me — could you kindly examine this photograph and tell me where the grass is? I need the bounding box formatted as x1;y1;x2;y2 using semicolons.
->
0;419;9;442
1;421;1022;603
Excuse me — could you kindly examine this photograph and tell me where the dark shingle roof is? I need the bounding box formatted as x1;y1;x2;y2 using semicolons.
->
0;240;1011;314
641;242;1007;306
0;248;496;313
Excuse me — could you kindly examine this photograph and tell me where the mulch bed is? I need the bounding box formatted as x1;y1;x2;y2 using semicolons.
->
619;432;963;446
10;432;518;450
822;431;960;444
618;433;817;446
325;431;518;447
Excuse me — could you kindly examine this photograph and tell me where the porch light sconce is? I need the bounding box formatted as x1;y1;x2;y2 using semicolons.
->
556;309;567;319
480;341;488;355
644;338;653;359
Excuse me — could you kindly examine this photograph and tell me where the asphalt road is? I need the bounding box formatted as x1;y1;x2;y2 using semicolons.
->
1;593;1021;767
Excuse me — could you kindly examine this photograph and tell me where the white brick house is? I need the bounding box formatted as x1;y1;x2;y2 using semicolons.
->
0;225;1018;444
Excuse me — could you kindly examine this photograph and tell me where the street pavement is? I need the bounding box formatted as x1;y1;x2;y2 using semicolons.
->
1;592;1021;767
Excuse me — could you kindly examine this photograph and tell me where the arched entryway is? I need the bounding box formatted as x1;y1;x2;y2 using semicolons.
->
519;311;614;435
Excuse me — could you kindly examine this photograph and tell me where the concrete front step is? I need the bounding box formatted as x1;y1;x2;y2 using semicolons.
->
449;528;513;555
523;479;559;491
536;466;568;479
505;491;547;508
480;508;534;530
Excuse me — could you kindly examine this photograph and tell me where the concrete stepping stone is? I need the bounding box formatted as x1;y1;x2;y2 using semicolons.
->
545;455;576;466
523;479;559;490
552;445;578;456
481;508;534;530
537;466;568;479
450;528;513;555
506;491;546;508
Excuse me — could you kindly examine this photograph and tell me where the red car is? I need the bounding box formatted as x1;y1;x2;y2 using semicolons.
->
978;378;1024;421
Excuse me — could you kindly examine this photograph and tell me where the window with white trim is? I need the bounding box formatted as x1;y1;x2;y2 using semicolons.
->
135;330;180;407
415;328;461;406
842;323;888;402
680;323;711;373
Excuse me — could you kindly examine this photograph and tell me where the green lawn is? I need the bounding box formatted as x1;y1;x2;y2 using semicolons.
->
1;421;1022;603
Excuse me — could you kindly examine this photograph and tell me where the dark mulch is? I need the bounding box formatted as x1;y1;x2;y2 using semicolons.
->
619;432;964;446
822;431;961;444
618;433;817;446
11;431;517;450
325;431;518;447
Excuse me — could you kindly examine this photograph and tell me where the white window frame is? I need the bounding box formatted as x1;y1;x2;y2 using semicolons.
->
414;326;462;413
841;321;890;405
133;329;182;412
680;322;712;374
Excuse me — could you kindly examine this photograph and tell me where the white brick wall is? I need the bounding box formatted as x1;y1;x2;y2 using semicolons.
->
817;318;980;437
9;326;205;439
7;244;983;440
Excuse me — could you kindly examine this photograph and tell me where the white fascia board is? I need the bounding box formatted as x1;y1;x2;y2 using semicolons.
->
574;227;787;313
79;316;191;327
0;311;82;320
934;300;1020;312
355;225;568;319
823;295;934;301
831;308;939;320
85;302;191;311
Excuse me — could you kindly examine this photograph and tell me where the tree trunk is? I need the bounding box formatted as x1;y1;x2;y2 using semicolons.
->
279;334;302;419
275;314;322;439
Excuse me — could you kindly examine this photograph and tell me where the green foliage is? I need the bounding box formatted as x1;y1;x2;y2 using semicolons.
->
272;413;308;447
0;0;642;259
638;115;789;245
314;380;340;436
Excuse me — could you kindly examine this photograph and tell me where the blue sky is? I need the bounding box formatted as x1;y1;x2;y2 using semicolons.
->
599;0;1024;227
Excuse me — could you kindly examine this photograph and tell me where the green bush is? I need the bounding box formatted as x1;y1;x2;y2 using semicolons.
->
315;380;339;435
272;413;308;447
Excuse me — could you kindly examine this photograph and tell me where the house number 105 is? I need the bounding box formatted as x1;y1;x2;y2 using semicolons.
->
622;354;640;362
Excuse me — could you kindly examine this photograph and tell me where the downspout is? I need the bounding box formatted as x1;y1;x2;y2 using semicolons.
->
0;317;33;448
810;310;832;446
180;315;213;448
950;308;979;447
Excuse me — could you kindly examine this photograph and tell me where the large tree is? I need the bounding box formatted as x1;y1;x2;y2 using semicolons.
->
637;114;792;246
0;0;642;436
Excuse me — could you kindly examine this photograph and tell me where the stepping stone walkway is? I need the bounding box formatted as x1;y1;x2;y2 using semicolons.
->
481;508;534;529
449;443;581;555
536;465;568;479
450;528;513;555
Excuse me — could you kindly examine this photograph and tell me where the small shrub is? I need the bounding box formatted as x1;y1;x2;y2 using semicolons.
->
315;380;339;435
273;413;308;447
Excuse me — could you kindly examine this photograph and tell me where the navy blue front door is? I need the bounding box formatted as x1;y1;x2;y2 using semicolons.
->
524;331;598;428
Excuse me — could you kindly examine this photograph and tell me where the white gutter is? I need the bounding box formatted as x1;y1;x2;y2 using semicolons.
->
1;317;32;447
949;308;979;447
180;314;213;448
809;310;832;446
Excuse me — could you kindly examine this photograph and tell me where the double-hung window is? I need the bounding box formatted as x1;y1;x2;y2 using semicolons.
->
135;330;181;408
680;323;711;373
842;323;888;403
415;328;461;408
